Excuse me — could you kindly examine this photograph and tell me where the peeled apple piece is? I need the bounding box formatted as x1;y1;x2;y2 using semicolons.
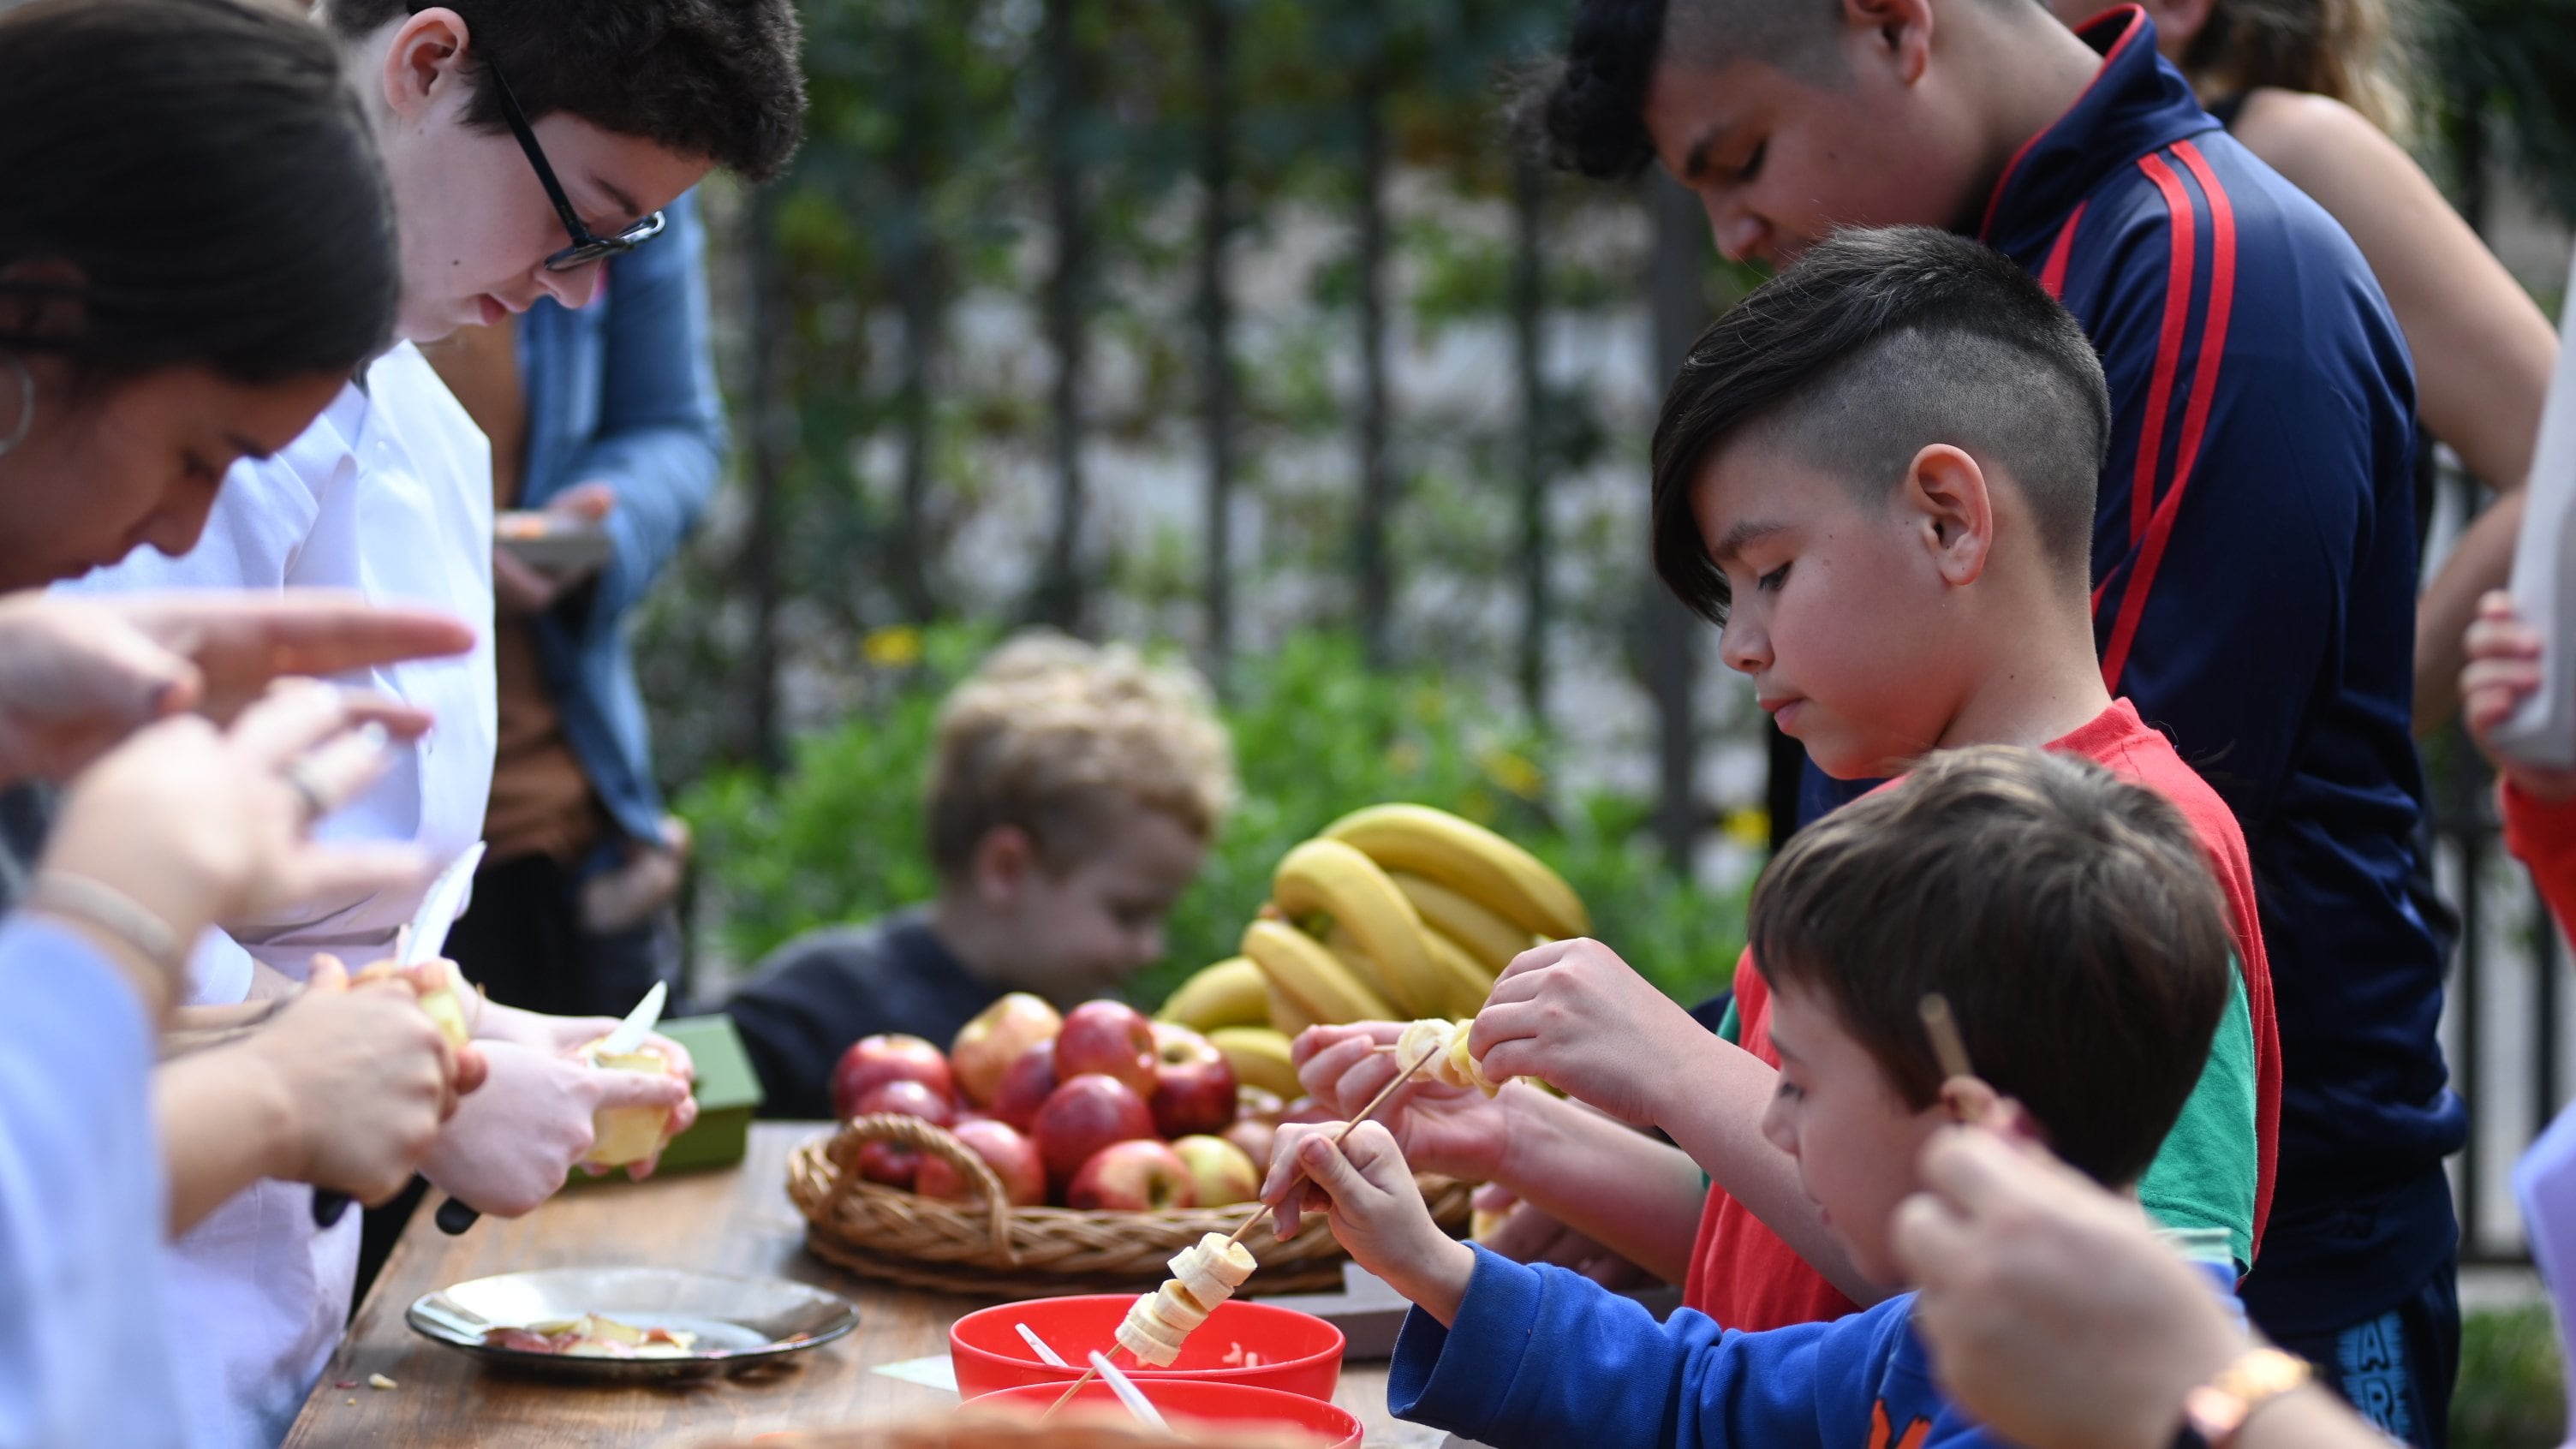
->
581;1039;679;1168
416;962;474;1049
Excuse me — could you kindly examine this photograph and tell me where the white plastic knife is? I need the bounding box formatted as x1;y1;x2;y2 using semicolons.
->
401;841;486;967
597;981;667;1058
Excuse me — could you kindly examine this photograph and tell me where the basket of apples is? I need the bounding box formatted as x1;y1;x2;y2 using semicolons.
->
787;994;1469;1297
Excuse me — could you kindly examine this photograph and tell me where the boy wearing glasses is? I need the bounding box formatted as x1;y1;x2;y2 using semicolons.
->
61;4;802;1446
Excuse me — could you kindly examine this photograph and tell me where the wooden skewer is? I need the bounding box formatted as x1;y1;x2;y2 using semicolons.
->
1227;1035;1446;1246
1042;1036;1450;1421
1917;993;1978;1123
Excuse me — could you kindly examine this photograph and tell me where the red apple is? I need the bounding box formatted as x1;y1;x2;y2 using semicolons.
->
1148;1023;1239;1139
951;993;1063;1108
916;1119;1046;1208
831;1034;953;1120
1221;1117;1278;1174
1065;1138;1198;1212
1237;1085;1285;1124
1171;1134;1261;1207
992;1040;1059;1134
1054;1000;1158;1097
1033;1073;1157;1184
854;1140;918;1190
854;1078;954;1127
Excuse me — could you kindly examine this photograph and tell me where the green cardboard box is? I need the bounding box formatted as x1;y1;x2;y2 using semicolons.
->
649;1013;763;1174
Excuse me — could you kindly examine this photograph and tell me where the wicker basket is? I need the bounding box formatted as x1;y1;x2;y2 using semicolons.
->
788;1114;1470;1298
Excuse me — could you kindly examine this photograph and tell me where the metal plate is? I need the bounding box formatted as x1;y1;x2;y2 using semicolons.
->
406;1267;859;1380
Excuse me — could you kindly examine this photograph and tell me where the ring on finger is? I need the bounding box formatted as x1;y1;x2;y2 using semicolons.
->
282;759;332;821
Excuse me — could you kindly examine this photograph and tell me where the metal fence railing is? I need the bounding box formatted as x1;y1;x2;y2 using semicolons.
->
2429;462;2563;1266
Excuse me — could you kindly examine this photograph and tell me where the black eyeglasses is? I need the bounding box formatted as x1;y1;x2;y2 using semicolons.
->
481;52;665;271
405;0;666;273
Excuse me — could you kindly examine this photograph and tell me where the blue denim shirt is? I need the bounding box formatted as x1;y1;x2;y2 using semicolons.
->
516;191;725;852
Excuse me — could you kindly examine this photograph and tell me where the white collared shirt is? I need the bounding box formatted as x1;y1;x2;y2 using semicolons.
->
61;343;496;1449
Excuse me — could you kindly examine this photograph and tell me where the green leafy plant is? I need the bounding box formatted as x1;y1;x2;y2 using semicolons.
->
679;623;1749;1010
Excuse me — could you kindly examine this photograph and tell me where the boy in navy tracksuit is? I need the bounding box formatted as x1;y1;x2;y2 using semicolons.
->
1262;748;2245;1449
1535;3;2456;1432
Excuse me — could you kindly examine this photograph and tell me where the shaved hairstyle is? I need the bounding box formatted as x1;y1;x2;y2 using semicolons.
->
1649;224;2111;624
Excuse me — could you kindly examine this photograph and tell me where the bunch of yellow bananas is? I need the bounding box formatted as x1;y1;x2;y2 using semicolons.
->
1154;803;1588;1101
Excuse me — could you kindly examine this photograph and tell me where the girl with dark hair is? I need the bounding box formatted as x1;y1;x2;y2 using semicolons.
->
0;5;492;1442
2045;0;2559;736
0;0;398;591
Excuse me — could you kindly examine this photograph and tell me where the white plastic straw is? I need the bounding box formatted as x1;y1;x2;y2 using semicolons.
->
1088;1351;1170;1432
1015;1321;1070;1368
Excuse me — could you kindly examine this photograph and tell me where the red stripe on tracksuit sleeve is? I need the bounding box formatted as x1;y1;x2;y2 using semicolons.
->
2114;140;2272;1256
2037;203;2087;301
2128;156;2197;552
2100;146;2239;694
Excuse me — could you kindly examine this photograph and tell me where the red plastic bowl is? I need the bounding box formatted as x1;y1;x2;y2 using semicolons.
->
965;1377;1363;1449
951;1294;1344;1401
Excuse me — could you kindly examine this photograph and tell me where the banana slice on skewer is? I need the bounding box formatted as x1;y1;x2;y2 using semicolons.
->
1113;1232;1259;1368
1396;1018;1505;1094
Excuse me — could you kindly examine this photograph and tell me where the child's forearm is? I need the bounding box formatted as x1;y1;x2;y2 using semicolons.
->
1654;1035;1887;1305
1374;1235;1477;1327
1493;1088;1710;1285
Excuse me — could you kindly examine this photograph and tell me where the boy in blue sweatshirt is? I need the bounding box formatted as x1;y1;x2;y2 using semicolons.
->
1263;745;2241;1449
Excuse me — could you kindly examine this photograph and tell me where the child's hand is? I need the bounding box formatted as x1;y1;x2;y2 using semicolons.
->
1261;1120;1476;1325
1472;939;1711;1127
2464;591;2576;802
1294;1023;1512;1182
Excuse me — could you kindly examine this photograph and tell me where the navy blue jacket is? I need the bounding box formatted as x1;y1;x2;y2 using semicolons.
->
1800;9;2460;1331
517;191;727;853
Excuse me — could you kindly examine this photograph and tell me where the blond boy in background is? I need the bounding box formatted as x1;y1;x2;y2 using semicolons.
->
722;634;1234;1118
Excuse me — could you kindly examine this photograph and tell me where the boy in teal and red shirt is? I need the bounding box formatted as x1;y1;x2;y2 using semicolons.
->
1294;223;2272;1350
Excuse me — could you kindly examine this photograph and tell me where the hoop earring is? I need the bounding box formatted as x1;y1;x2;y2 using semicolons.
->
0;355;30;460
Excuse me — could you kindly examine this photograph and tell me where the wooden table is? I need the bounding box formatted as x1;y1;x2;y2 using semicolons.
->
284;1124;1432;1448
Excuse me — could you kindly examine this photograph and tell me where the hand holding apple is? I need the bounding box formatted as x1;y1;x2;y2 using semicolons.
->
580;1037;684;1170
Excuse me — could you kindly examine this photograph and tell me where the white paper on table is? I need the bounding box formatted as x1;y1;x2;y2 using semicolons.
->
2491;244;2576;767
868;1354;958;1393
2512;1099;2576;1448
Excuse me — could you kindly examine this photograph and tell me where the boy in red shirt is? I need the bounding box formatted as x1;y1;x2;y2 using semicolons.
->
1296;224;2277;1329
